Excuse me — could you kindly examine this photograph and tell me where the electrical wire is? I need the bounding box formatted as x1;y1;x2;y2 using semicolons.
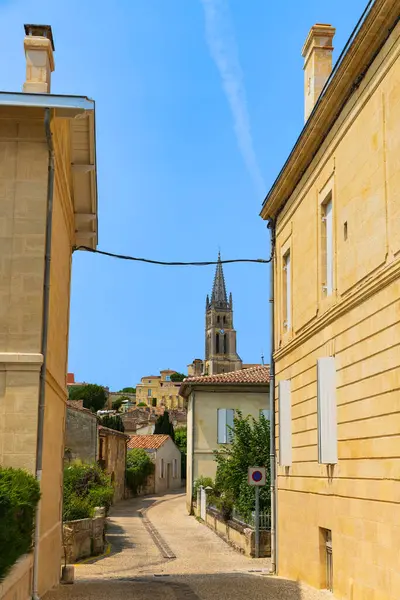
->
73;245;274;266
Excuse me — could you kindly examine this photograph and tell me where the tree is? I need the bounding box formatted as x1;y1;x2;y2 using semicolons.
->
100;415;125;432
170;372;185;382
118;387;136;394
175;427;187;453
112;395;130;411
138;402;147;407
175;427;187;481
112;398;123;411
69;384;107;413
213;411;270;521
126;449;154;496
154;410;175;440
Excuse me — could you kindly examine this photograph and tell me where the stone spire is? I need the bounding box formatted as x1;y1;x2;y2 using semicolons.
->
211;252;228;308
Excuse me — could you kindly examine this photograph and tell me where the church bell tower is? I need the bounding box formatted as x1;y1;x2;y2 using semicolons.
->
204;253;242;375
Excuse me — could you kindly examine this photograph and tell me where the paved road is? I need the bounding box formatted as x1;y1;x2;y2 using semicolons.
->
46;492;328;600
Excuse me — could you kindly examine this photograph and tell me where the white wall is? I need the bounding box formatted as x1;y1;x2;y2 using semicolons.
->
154;437;182;494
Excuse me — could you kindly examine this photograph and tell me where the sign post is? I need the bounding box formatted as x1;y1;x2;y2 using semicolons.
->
248;467;266;559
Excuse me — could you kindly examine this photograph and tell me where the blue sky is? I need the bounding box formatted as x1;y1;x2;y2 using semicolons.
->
0;0;367;390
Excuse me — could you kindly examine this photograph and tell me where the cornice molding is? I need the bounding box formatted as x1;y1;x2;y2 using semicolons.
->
274;258;400;361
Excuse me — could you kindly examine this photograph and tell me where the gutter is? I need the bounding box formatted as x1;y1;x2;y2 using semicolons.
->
267;220;277;574
32;108;55;600
0;90;94;112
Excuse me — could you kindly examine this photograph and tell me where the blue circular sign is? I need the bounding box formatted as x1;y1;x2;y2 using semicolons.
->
252;470;263;482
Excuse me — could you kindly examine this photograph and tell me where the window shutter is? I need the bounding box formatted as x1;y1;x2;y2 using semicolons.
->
226;409;234;443
317;357;337;464
217;409;227;443
160;458;164;478
279;380;292;467
285;252;291;329
325;200;333;295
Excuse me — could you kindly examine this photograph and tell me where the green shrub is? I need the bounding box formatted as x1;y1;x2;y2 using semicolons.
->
126;449;154;495
214;411;270;522
0;467;40;581
63;462;113;521
192;476;214;500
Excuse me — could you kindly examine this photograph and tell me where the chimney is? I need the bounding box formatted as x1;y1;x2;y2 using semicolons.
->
23;24;55;93
302;24;335;121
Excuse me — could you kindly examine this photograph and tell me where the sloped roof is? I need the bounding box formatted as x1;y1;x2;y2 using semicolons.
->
98;425;129;439
179;365;270;397
127;434;170;450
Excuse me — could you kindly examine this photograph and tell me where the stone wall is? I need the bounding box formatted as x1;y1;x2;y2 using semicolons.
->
62;515;105;563
0;554;33;600
125;472;155;498
204;508;271;558
65;405;97;463
98;427;127;502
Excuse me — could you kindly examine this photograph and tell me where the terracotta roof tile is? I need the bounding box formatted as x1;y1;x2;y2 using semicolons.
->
127;434;170;450
179;365;270;396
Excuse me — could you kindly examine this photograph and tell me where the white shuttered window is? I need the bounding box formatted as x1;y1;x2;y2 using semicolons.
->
217;409;234;444
279;380;292;467
317;357;337;464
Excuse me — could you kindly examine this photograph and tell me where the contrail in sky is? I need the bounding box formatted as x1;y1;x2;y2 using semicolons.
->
200;0;265;198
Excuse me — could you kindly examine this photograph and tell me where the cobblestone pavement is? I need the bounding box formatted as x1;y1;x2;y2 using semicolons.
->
46;491;331;600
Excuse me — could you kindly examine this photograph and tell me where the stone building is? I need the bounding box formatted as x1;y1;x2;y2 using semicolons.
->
98;426;128;503
188;253;243;376
180;365;270;513
65;400;97;463
260;4;400;599
135;369;184;408
0;25;98;598
127;434;182;494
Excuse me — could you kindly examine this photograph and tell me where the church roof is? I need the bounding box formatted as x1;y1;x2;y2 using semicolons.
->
210;252;228;308
179;365;270;397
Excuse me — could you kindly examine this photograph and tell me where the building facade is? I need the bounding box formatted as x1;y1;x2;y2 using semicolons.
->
65;401;98;464
135;369;184;408
0;25;98;598
180;365;270;513
98;426;128;503
261;4;400;599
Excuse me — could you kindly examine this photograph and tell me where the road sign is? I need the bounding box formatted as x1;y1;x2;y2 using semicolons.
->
248;466;266;486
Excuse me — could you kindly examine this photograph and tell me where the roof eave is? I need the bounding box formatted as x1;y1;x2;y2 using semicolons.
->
0;91;98;250
180;381;269;398
260;0;400;222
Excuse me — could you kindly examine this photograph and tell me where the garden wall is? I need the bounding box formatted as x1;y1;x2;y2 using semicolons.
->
62;514;105;563
0;554;33;600
204;507;271;558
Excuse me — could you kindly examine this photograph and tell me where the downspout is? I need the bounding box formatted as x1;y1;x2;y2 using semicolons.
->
268;219;277;574
33;107;55;600
191;392;195;514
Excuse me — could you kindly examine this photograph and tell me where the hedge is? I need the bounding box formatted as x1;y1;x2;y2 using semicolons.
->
63;462;114;522
0;467;40;581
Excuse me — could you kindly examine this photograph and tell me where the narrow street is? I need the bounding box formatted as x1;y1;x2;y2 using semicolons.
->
46;492;329;600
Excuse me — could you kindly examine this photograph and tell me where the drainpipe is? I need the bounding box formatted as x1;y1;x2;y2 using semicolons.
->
191;392;195;514
268;219;277;574
33;107;55;600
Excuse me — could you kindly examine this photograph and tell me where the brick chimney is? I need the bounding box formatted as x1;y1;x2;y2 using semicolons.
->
23;24;55;93
302;24;335;122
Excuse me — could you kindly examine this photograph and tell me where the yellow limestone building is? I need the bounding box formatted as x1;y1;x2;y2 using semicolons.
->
260;3;400;599
0;25;98;598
